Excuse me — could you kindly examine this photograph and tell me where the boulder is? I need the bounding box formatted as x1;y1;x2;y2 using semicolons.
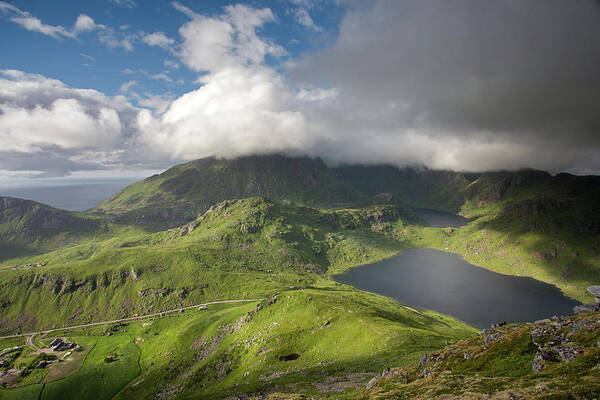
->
484;333;501;345
552;345;582;362
587;286;600;303
366;376;378;390
573;304;597;315
532;350;559;373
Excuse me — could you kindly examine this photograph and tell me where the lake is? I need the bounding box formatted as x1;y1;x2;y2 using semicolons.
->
334;208;580;329
412;207;469;228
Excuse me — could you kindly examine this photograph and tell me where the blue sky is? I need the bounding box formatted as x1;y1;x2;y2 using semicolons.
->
1;0;342;101
1;0;600;181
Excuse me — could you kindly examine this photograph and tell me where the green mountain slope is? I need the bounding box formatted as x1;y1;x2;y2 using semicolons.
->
94;155;367;227
0;291;476;400
0;197;419;334
0;197;101;260
404;171;600;301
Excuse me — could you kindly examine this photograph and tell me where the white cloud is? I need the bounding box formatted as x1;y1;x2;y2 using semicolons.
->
9;15;75;40
137;1;600;175
107;0;136;8
171;2;196;19
0;1;20;13
291;8;321;31
118;80;137;93
122;68;173;83
142;31;174;49
98;29;137;50
0;2;136;50
0;2;101;40
137;93;175;114
164;59;180;69
138;66;314;160
135;3;309;161
74;14;96;32
176;3;284;72
0;99;121;152
3;1;600;178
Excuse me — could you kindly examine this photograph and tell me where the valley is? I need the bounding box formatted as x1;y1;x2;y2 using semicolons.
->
0;155;599;399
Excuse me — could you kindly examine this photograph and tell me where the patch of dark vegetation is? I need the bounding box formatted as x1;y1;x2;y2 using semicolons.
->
279;353;300;361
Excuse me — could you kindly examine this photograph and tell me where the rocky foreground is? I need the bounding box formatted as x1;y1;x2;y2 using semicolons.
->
248;310;600;399
360;311;600;399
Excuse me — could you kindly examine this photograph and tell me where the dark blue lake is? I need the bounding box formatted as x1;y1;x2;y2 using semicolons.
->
335;209;580;329
412;207;469;228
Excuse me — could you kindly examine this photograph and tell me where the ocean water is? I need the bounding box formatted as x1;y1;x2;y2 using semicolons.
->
0;179;138;211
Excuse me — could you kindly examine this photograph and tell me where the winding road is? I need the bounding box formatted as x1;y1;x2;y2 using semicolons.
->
0;298;264;340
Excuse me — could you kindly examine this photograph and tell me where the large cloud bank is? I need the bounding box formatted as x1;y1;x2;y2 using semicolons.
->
0;70;144;177
2;0;600;178
292;0;600;173
137;4;320;160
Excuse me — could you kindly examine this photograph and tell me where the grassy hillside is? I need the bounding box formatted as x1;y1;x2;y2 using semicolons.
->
0;195;479;399
332;165;600;302
403;172;600;302
0;197;421;334
1;155;600;398
0;291;476;400
0;197;104;261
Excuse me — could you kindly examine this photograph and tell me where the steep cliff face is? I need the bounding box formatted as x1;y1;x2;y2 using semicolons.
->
462;169;553;207
333;165;471;212
464;172;600;237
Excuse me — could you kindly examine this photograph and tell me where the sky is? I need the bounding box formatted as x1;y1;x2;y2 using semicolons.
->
1;0;600;182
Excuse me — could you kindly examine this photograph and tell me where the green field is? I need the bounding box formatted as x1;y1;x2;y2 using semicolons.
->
0;296;475;399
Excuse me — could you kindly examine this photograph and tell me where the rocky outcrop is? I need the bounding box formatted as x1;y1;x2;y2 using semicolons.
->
588;286;600;303
573;286;600;314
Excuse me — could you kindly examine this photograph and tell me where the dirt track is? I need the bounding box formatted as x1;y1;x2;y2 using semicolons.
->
0;298;264;340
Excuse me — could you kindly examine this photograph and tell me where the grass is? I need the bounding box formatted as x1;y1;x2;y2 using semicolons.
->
0;198;416;333
44;344;93;383
1;289;476;399
39;335;140;400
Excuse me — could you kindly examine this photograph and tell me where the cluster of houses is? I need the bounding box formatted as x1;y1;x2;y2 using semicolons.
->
10;261;47;270
23;261;47;268
48;338;78;352
34;338;79;369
